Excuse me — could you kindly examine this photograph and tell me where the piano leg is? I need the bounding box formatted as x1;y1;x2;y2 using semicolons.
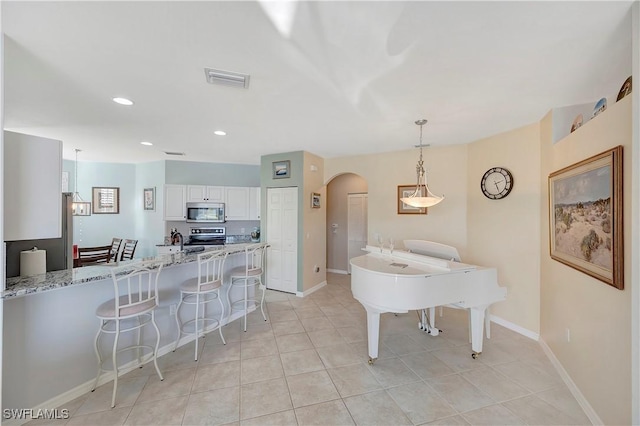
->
469;305;488;359
365;309;380;364
428;307;440;336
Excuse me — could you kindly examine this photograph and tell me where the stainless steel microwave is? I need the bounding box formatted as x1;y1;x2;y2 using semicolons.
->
186;202;225;223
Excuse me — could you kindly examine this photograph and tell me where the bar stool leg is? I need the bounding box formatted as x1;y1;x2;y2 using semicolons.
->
151;311;164;380
243;278;248;332
194;293;201;361
91;324;103;392
111;321;120;408
173;296;184;352
218;291;226;344
259;277;267;321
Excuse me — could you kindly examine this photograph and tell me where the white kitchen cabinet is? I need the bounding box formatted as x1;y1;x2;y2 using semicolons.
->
249;187;261;220
224;187;250;220
4;131;62;240
186;185;224;202
164;184;187;221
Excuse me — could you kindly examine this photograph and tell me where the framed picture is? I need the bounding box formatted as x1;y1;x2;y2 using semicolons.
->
143;187;155;211
549;146;623;289
397;185;427;215
92;187;120;214
311;192;321;208
272;160;290;179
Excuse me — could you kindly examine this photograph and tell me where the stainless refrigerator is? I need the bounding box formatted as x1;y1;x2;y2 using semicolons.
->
5;192;74;278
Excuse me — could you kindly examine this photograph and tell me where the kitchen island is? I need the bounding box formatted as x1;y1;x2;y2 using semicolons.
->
2;243;267;412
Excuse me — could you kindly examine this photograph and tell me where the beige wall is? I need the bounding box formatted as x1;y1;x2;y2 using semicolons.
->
325;144;469;256
467;123;542;334
540;97;632;425
302;151;327;292
326;173;368;272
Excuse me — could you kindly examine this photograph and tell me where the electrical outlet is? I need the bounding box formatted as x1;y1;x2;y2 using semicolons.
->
314;265;320;273
566;328;571;342
170;304;177;315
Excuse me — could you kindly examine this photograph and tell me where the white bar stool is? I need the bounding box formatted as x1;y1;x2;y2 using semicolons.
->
91;261;164;408
227;243;267;332
174;250;228;361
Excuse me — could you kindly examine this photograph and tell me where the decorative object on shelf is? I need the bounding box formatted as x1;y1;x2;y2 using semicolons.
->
311;192;321;208
272;160;290;179
591;97;607;119
92;187;120;214
616;76;631;102
72;149;91;216
400;119;444;208
143;187;155;211
570;114;583;133
548;145;623;290
480;167;514;200
397;185;427;214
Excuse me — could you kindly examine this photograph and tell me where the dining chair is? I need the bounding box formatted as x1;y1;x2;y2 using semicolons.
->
77;245;112;266
120;239;138;261
109;238;122;262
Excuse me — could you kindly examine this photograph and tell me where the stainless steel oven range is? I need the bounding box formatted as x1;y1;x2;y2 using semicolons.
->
186;227;226;246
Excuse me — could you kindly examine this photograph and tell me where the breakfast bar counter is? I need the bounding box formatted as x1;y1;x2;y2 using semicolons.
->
2;242;267;411
2;243;259;299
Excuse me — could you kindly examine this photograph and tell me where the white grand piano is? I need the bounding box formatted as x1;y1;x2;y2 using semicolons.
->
350;241;506;363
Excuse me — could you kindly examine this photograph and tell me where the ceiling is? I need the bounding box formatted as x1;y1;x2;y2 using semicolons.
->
2;1;633;165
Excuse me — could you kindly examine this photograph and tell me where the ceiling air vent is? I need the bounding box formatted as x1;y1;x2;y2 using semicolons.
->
204;68;250;89
164;151;186;156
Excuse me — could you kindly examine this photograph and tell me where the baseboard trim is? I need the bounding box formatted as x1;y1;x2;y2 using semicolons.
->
490;314;540;341
296;281;327;297
327;269;349;275
539;339;603;425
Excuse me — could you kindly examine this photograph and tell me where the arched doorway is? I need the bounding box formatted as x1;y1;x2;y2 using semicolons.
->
325;173;368;274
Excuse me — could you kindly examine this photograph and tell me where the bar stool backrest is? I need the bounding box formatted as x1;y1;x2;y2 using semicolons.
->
244;243;265;276
109;262;164;319
197;250;228;292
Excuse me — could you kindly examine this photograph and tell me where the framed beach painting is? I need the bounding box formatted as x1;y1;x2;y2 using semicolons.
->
548;146;623;289
272;160;290;179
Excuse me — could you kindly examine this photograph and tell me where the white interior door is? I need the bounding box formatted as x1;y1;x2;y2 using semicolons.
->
266;187;298;293
347;193;368;273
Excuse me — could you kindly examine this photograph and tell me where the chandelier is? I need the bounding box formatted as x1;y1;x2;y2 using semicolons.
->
72;149;91;216
400;119;444;208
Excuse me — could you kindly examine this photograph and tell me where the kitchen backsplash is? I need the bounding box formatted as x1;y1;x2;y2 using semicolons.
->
164;220;259;243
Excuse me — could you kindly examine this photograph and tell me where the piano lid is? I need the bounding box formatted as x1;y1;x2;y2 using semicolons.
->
403;240;461;262
352;246;477;277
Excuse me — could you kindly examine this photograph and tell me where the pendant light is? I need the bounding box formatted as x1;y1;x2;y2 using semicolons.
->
400;119;444;208
72;149;91;216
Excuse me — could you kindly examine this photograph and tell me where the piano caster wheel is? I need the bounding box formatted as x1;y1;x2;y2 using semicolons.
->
471;352;481;359
368;358;377;365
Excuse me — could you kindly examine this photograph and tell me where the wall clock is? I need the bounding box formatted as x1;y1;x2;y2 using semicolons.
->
481;167;513;200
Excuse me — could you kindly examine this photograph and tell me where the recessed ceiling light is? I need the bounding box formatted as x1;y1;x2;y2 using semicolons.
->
112;97;134;106
140;141;153;146
214;130;227;136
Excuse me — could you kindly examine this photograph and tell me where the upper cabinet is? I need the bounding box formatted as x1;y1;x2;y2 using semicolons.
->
186;185;224;202
164;184;187;221
225;187;250;220
165;185;260;222
4;131;62;241
249;187;261;220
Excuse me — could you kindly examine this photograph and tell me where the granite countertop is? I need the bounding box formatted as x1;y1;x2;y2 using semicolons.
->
2;243;264;299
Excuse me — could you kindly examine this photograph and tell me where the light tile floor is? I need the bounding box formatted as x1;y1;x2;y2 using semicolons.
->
28;272;592;425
